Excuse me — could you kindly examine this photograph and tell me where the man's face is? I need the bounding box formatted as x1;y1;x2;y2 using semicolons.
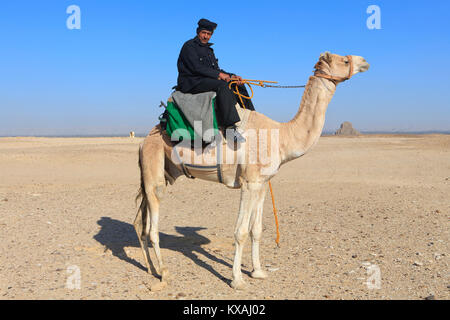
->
198;30;212;44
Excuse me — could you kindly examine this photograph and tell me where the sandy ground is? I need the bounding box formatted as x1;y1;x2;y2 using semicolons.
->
0;134;448;300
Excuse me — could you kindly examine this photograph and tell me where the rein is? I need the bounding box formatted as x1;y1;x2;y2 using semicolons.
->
228;79;305;110
228;55;353;105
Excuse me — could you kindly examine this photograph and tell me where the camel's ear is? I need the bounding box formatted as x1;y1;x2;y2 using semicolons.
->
320;51;332;62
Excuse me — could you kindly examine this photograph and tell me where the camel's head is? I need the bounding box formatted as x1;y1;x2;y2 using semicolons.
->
314;52;370;83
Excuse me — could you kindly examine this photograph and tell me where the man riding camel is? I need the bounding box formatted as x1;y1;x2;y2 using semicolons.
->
176;18;254;143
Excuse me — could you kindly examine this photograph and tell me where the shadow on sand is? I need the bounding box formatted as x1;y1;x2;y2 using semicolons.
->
94;217;246;285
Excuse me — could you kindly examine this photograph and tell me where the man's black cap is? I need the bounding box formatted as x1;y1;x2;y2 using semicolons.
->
196;18;217;33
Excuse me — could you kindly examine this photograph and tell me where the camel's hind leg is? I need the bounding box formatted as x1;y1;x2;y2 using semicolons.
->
134;130;169;283
133;201;153;275
146;184;169;282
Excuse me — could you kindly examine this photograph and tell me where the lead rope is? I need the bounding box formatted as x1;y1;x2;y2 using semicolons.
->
228;79;304;247
268;181;280;247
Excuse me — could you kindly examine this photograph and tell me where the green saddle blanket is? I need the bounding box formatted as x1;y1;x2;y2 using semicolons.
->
165;97;219;142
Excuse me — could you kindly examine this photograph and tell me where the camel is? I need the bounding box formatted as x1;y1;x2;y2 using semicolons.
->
134;52;370;290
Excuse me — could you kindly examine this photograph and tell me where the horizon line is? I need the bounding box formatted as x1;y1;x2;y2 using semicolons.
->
1;130;449;138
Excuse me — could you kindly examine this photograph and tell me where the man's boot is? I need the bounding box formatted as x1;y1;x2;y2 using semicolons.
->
224;125;246;143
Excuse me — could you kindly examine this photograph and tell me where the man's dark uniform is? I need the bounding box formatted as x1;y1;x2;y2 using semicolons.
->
176;19;254;128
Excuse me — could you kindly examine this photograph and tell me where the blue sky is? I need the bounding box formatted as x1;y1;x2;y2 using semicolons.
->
0;0;449;136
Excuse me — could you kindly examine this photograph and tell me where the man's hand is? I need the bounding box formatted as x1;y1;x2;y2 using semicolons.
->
231;75;244;85
218;72;231;82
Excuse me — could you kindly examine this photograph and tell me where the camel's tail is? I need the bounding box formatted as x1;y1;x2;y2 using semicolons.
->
135;147;149;240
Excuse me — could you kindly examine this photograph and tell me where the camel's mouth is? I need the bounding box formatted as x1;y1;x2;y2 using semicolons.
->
359;62;370;73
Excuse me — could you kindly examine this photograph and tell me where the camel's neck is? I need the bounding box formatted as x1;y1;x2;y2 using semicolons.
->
279;76;336;163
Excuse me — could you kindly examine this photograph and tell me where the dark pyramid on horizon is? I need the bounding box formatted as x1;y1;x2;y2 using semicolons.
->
335;121;361;136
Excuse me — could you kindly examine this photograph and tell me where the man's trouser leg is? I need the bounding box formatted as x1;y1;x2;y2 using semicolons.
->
188;79;241;128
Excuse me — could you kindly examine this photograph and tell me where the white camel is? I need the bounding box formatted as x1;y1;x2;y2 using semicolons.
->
134;52;370;290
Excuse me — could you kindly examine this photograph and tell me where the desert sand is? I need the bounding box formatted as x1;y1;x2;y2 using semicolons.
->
0;134;448;300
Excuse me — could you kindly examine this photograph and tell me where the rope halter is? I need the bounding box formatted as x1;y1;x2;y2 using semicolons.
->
314;55;354;83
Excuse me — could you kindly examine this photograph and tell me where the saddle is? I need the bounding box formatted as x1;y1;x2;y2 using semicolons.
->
160;91;250;148
161;91;217;144
160;94;252;185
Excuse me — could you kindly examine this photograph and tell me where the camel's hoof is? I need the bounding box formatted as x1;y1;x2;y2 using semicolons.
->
160;267;169;282
251;270;268;279
230;279;246;290
150;280;167;292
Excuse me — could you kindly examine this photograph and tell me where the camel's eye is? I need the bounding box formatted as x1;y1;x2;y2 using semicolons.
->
345;60;349;64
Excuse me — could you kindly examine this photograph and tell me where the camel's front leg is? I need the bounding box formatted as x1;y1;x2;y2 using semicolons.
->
250;186;268;280
231;182;261;290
